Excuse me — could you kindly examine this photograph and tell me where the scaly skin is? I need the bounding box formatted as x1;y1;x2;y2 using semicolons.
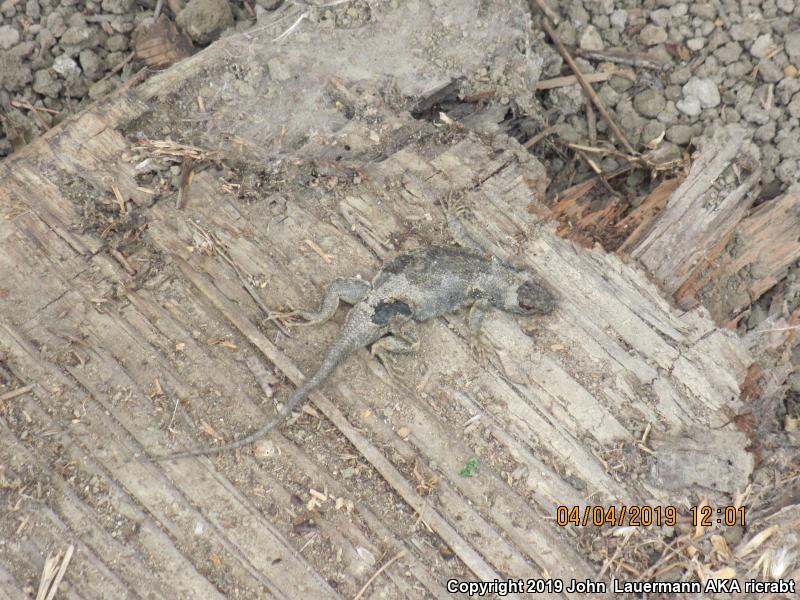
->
154;246;555;460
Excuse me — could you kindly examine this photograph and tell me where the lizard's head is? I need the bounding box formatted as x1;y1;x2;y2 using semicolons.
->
503;271;556;315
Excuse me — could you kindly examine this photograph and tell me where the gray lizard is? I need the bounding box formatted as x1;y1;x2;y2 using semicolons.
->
155;245;555;460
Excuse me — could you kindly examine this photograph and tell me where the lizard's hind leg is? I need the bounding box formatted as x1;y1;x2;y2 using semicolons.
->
370;321;420;378
271;278;371;326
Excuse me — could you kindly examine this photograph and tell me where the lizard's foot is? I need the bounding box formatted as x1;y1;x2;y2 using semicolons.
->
370;329;420;379
468;332;496;364
372;346;405;378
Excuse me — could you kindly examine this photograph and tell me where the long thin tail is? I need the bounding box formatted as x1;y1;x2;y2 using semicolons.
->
151;350;344;461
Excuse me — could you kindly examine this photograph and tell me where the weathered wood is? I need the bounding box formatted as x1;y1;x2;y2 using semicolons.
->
0;1;764;597
675;187;800;324
628;125;760;294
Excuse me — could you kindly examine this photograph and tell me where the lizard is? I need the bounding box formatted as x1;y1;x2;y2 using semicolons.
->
154;245;556;460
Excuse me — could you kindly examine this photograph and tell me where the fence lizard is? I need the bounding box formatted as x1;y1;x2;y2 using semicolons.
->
155;245;555;460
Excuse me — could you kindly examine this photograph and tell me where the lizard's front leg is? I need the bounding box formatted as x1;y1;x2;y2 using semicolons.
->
271;278;371;326
468;299;495;359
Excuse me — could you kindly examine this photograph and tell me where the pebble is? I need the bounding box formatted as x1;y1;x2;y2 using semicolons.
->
741;103;770;125
666;123;695;144
45;11;65;37
639;24;668;46
777;78;800;105
0;50;32;91
677;95;702;116
750;34;773;59
777;130;800;158
776;158;798;183
715;41;742;64
52;54;80;79
788;93;800;119
32;68;61;97
548;84;585;115
759;59;784;83
785;32;800;57
60;23;96;49
641;120;665;144
579;25;603;50
683;77;720;108
689;3;716;19
633;88;667;117
0;24;19;49
650;9;671;27
730;21;760;42
79;49;102;80
686;38;705;51
176;0;234;44
101;0;133;14
754;121;776;142
609;9;627;29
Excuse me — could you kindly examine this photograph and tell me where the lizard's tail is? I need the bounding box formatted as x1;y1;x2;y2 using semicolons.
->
150;349;344;461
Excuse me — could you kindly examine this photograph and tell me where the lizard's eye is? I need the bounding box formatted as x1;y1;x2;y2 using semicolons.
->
517;281;556;314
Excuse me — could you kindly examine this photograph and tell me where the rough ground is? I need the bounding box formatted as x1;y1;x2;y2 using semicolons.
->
0;0;799;598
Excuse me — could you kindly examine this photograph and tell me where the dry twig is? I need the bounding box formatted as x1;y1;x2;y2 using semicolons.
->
539;19;636;155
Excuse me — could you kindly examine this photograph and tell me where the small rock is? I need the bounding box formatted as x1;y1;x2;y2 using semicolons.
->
786;32;800;57
788;93;800;118
597;83;620;107
642;120;665;145
664;84;681;102
759;59;784;83
633;88;667;117
689;3;716;19
102;0;133;13
32;68;62;98
724;108;741;123
609;9;627;29
79;48;102;80
670;3;688;16
650;8;671;27
548;84;585;115
609;74;634;93
777;129;800;158
61;23;97;49
777;78;800;105
776;158;798;183
25;0;40;18
730;21;760;42
666;124;694;144
554;21;577;46
0;25;19;50
741;103;770;125
657;100;679;124
105;33;128;52
754;121;776;142
0;50;32;91
177;0;234;44
785;65;799;78
579;25;603;50
750;34;773;58
715;41;742;64
676;95;702;116
52;54;81;79
639;24;668;46
670;67;692;85
686;38;705;51
777;0;795;11
683;77;720;108
45;12;65;38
